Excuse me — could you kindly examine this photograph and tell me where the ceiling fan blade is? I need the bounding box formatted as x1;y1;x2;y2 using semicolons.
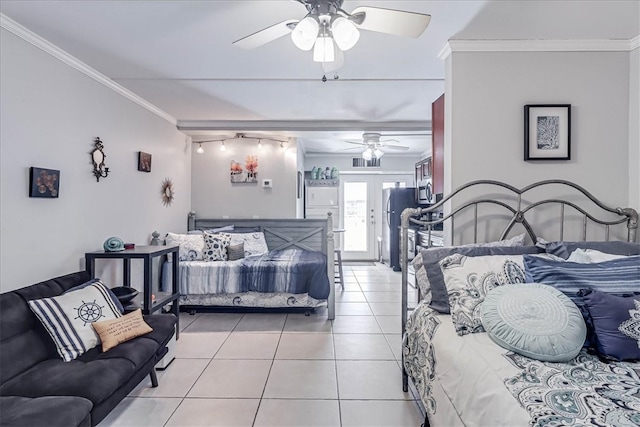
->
379;138;400;145
344;140;366;145
233;19;298;49
351;6;431;38
382;145;410;151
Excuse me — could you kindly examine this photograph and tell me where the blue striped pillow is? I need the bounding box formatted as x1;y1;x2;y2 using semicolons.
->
523;255;640;346
28;280;122;361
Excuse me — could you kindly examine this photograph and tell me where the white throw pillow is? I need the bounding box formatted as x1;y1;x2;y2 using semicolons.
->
440;253;527;336
28;280;123;361
230;232;269;257
566;248;629;263
165;232;204;261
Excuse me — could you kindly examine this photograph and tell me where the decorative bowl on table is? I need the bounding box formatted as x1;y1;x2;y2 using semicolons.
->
110;287;139;304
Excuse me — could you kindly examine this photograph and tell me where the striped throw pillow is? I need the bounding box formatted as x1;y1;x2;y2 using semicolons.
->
28;279;122;361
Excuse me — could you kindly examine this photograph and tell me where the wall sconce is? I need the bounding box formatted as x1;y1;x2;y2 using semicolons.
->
91;137;109;182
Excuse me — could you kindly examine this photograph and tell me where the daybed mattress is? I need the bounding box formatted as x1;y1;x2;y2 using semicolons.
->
163;249;330;306
403;301;640;427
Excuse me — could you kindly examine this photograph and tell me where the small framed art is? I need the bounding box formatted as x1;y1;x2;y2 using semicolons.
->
524;104;571;160
29;167;60;198
138;151;152;172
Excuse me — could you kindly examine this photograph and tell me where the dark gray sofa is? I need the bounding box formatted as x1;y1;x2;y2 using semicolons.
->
0;271;177;426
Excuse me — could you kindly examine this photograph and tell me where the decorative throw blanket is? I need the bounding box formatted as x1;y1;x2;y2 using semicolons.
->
177;249;330;299
504;351;640;427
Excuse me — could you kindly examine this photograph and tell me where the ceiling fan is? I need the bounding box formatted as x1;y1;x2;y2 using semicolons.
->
342;132;412;160
233;0;431;69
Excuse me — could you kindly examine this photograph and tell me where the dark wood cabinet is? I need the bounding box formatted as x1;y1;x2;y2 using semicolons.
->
432;94;445;194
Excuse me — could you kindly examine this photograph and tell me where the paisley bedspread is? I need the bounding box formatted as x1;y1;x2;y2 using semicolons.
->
504;351;640;427
403;300;640;426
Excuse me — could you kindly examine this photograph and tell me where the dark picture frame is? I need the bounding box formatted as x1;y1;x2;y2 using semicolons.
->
524;104;571;160
138;151;152;172
29;167;60;198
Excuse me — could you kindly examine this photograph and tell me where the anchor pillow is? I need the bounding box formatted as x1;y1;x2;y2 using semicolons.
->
28;279;123;361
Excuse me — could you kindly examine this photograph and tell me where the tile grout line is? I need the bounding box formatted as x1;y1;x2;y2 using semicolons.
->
250;314;286;427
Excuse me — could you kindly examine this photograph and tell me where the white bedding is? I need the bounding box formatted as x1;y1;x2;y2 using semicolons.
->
403;300;640;426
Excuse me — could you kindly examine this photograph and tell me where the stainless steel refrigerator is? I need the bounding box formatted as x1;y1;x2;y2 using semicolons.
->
382;187;418;271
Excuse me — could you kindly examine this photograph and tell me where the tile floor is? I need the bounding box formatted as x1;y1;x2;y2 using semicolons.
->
98;263;423;427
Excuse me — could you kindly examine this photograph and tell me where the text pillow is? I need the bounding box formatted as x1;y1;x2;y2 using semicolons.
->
582;289;640;361
203;232;232;261
92;309;153;352
28;279;123;361
482;283;586;362
440;254;527;336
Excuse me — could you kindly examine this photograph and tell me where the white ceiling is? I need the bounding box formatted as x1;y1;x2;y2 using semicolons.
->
1;0;638;155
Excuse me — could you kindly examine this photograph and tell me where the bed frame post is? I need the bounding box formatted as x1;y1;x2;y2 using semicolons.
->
327;213;335;320
401;207;422;392
187;211;196;231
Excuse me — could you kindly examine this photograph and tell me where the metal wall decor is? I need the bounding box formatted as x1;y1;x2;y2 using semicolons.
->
91;137;110;181
161;178;175;206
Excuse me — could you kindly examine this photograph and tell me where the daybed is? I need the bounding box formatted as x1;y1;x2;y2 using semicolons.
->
0;271;177;426
399;179;640;426
162;214;336;319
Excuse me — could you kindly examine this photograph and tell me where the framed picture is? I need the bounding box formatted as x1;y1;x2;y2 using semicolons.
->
138;151;152;172
524;104;571;160
29;167;60;198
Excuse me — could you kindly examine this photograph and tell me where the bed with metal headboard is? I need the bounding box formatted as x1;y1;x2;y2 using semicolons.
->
399;179;639;427
167;213;336;319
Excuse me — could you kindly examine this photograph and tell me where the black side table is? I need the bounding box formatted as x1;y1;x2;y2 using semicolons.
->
85;245;180;338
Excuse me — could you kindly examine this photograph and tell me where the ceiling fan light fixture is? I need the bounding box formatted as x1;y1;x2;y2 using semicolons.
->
362;148;373;161
291;16;319;51
331;16;360;51
374;148;384;158
196;143;204;154
313;34;335;62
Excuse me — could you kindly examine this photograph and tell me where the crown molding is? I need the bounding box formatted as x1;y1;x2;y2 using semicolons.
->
0;13;176;125
438;37;639;59
177;120;431;133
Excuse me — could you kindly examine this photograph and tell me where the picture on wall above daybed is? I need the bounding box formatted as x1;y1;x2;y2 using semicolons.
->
29;166;60;198
230;155;258;183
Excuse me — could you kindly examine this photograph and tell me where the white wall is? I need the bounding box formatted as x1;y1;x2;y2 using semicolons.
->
0;29;191;292
629;46;639;213
191;139;298;218
446;50;634;242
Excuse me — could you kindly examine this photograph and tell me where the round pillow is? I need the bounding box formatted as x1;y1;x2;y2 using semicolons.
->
481;283;586;362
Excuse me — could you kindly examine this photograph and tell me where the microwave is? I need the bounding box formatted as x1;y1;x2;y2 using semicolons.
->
417;179;433;205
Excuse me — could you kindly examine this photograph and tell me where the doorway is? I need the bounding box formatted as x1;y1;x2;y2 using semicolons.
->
340;174;413;261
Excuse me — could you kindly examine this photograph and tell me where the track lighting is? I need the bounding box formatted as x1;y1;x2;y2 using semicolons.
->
258;139;262;149
196;143;204;154
220;141;226;152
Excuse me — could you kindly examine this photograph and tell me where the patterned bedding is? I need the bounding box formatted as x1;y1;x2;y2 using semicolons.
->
403;300;640;427
163;249;330;304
